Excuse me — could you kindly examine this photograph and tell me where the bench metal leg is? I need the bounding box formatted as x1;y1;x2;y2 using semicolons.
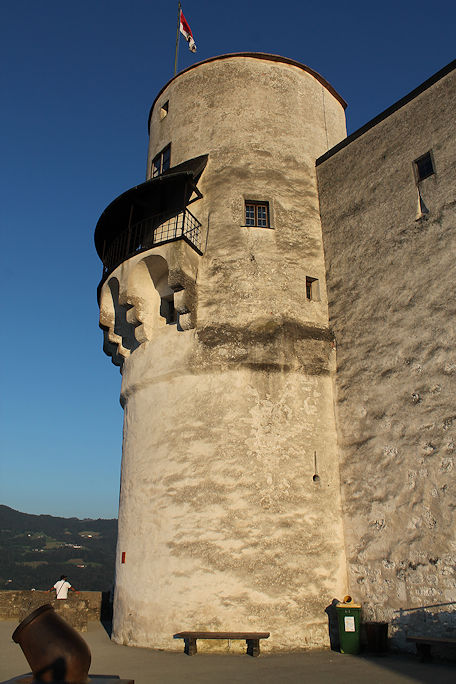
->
246;639;260;657
416;643;432;662
184;637;197;655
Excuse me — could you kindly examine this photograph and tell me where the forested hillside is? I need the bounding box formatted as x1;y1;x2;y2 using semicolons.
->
0;505;117;591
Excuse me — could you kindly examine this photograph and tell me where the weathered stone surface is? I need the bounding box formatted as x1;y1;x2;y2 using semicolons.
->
317;66;456;646
102;55;348;652
0;591;103;631
98;53;456;653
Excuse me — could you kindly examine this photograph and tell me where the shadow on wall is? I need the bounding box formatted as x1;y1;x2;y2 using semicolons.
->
325;598;341;651
391;602;456;658
108;278;140;354
100;590;113;637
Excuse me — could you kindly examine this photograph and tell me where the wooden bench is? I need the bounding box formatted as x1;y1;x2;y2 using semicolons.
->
407;635;456;661
173;631;270;656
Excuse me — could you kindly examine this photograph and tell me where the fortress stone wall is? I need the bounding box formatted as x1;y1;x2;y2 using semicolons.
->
317;63;456;646
95;54;456;651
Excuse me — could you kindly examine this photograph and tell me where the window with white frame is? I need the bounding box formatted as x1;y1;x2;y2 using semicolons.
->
244;201;270;228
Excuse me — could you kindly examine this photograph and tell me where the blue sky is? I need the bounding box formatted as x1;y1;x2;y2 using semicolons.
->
0;0;454;519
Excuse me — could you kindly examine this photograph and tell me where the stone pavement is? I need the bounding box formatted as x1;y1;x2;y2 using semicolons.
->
1;620;455;684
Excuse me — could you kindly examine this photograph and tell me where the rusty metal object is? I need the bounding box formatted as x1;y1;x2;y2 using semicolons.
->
12;603;91;683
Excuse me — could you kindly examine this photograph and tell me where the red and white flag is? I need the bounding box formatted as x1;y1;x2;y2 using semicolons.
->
180;10;197;53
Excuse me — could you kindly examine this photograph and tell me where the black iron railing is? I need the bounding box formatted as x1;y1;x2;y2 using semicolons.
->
101;208;202;277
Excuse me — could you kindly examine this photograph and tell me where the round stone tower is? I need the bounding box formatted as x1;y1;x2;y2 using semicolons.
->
95;53;348;651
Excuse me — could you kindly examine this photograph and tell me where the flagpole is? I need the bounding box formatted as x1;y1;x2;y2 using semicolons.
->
174;1;181;76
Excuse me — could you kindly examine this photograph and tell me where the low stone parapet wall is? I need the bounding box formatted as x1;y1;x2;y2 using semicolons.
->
76;591;104;621
0;591;104;632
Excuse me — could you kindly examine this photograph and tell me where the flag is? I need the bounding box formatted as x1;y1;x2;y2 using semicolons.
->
180;10;197;53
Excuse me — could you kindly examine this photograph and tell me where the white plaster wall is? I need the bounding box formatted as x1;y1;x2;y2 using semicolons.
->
103;55;349;650
113;328;346;650
147;56;346;331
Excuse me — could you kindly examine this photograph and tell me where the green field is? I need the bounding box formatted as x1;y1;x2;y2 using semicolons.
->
0;505;117;591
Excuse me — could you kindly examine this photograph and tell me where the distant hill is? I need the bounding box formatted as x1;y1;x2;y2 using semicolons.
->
0;505;117;591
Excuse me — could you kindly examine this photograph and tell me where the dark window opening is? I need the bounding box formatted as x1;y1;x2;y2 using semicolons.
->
160;101;169;120
245;201;270;228
414;151;435;182
152;144;171;178
160;296;177;324
306;276;319;301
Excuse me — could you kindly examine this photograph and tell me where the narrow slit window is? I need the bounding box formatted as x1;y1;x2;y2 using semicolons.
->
160;101;169;120
306;276;320;301
160;295;177;324
244;201;270;228
414;151;435;182
152;143;171;178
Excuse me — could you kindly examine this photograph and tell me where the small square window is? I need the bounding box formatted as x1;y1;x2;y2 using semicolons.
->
414;151;435;182
244;201;270;228
152;143;171;178
160;101;169;120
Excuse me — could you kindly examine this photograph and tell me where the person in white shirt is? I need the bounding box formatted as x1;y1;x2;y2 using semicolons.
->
48;575;78;599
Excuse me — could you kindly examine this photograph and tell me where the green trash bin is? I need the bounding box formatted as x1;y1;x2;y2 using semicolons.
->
336;596;361;654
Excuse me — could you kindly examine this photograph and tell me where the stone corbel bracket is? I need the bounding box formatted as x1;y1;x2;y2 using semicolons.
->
169;274;196;332
99;245;199;365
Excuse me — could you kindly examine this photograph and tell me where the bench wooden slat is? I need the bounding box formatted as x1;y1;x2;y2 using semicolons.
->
174;631;270;639
407;636;456;645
